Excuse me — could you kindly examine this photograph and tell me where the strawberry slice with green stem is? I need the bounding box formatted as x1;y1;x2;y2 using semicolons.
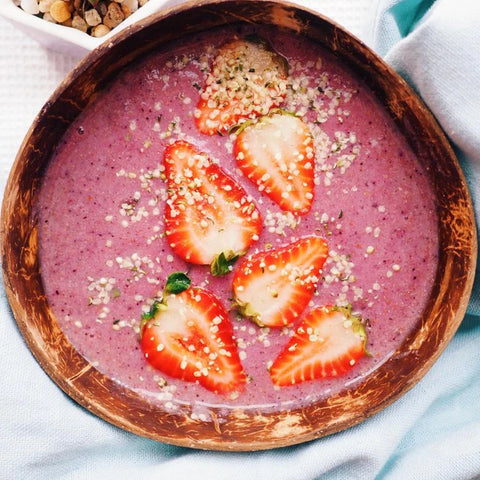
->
232;236;328;328
234;110;316;215
269;304;370;386
141;273;247;395
164;140;262;273
195;36;289;135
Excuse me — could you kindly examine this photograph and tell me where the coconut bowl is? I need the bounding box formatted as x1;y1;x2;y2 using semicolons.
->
1;0;476;451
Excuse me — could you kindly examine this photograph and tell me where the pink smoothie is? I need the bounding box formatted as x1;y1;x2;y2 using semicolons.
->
36;25;438;418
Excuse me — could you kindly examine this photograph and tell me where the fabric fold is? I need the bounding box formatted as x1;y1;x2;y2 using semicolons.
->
369;0;480;316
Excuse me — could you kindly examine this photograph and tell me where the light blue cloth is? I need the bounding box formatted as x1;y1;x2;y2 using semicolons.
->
1;1;480;478
370;0;480;316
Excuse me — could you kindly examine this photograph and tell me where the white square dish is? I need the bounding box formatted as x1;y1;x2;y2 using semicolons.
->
0;0;175;56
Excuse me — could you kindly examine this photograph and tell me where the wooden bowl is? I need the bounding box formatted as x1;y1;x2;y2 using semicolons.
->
1;0;476;450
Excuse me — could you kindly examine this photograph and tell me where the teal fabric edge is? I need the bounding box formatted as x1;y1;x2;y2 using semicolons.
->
389;0;436;37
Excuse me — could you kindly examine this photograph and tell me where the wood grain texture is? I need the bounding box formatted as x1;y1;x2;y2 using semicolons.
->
1;0;476;451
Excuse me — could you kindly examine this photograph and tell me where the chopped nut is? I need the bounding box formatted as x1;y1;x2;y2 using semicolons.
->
84;8;101;26
122;0;138;13
17;0;150;36
50;0;71;22
38;0;55;13
20;0;39;15
72;13;87;32
103;1;124;29
42;11;55;22
91;24;111;37
121;4;131;18
97;1;108;16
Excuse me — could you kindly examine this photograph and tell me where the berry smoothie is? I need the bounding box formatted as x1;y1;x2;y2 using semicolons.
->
36;25;438;419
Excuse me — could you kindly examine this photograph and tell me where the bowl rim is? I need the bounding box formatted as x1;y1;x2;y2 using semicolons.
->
1;0;477;451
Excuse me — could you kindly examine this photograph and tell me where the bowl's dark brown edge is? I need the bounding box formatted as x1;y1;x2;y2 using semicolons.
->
1;0;477;451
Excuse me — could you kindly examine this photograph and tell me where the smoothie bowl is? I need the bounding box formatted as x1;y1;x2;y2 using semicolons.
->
1;0;476;450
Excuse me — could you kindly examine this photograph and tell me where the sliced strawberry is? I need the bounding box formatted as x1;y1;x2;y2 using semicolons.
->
195;37;288;135
232;236;328;327
269;305;368;386
141;287;247;394
164;140;262;267
234;111;316;215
